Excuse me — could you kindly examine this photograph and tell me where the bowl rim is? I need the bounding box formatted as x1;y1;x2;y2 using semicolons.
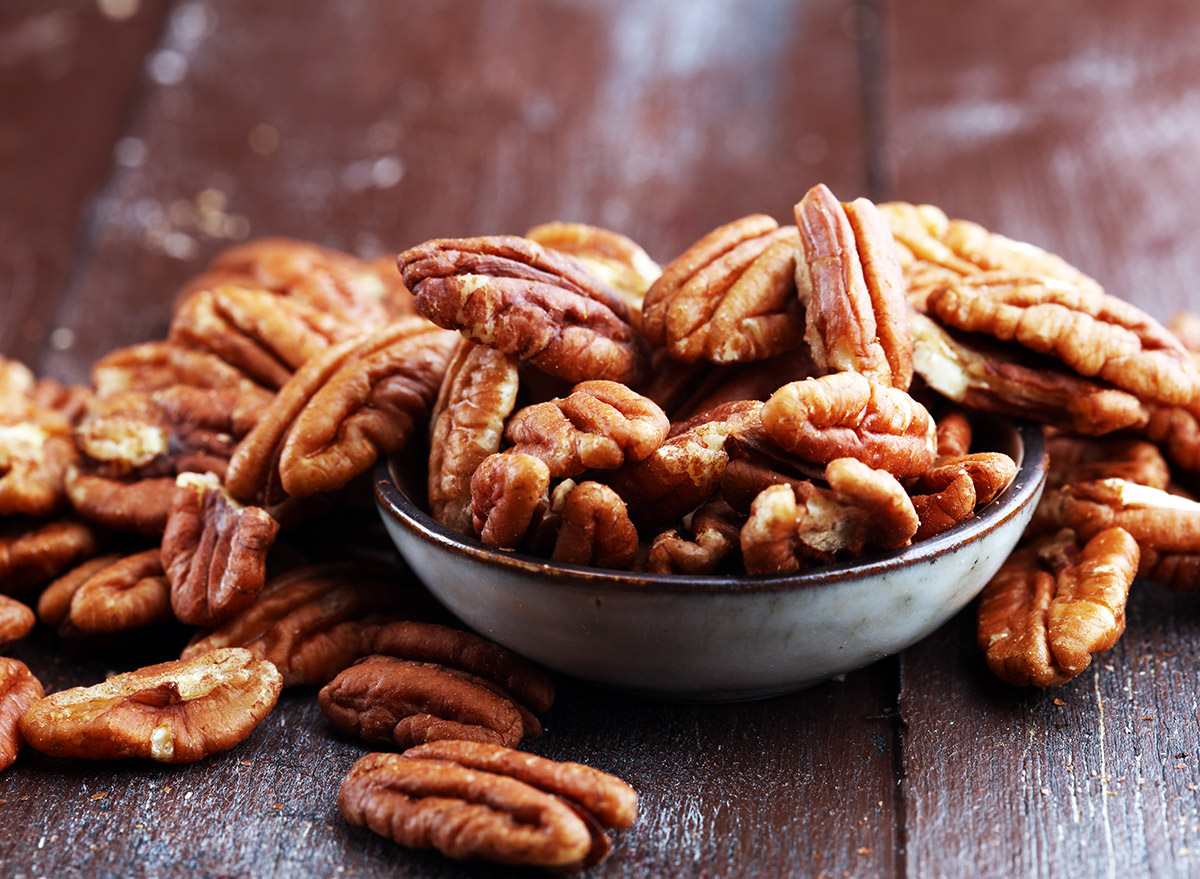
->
374;418;1047;596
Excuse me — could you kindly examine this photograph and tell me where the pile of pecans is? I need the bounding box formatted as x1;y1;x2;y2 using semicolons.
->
1;184;1199;869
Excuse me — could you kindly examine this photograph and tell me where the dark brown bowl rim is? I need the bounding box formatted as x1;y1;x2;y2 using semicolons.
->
374;419;1047;596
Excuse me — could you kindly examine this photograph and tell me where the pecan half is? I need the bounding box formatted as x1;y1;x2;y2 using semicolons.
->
549;481;639;570
1045;436;1170;492
0;594;35;647
1137;400;1200;476
339;741;636;869
505;381;669;478
1137;547;1200;592
760;373;936;477
934;409;973;459
0;423;76;518
399;236;648;384
36;549;171;635
642;216;804;363
225;318;456;504
162;472;280;627
909;311;1147;436
795;184;912;389
1;519;101;597
909;452;1015;542
91;341;271;401
977;527;1138;687
428;341;521;533
1034;478;1200;552
648;499;743;574
470;453;551;549
0;658;43;771
18;648;282;762
1168;311;1200;353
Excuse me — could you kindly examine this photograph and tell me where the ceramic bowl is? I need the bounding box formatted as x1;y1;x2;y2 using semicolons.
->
374;418;1046;702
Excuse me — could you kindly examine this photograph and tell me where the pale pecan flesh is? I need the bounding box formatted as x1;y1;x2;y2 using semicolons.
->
1;519;101;597
162;473;280;627
427;341;521;534
977;527;1138;687
0;423;76;518
760;373;937;477
0;658;44;771
399;236;649;384
339;741;636;869
36;548;171;635
795;184;912;389
18;647;282;762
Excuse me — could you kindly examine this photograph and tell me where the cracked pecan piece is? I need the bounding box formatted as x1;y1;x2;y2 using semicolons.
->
505;381;669;479
170;285;357;390
18;647;282;763
648;499;743;575
925;275;1200;406
909;312;1146;436
0;422;76;518
795;184;913;389
162;473;280;627
1;518;101;597
977;527;1138;687
181;562;435;686
1168;311;1200;353
36;549;171;635
909;452;1015;542
470;453;551;550
760;373;936;477
400;236;648;384
428;341;521;534
339;741;636;870
642;216;804;363
0;658;43;772
225;318;456;504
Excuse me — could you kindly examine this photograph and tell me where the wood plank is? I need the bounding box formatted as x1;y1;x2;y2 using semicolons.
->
885;2;1200;876
5;1;899;877
0;0;170;366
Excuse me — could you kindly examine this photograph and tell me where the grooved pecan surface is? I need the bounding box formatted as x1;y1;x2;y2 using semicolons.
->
0;594;35;647
648;499;743;574
1034;478;1200;551
977;527;1138;687
1;519;101;597
760;373;936;477
470;453;551;549
428;341;520;534
37;548;171;635
399;236;648;384
1137;400;1200;475
339;741;635;869
549;481;639;570
18;647;282;762
0;658;43;771
162;473;280;627
795;184;912;389
91;341;271;401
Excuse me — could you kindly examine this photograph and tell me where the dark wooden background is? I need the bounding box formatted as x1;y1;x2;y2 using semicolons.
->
3;1;1199;876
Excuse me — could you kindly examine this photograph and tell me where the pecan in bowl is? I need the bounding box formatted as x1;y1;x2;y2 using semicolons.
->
371;414;1045;701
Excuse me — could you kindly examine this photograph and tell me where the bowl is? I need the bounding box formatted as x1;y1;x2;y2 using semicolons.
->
373;418;1047;702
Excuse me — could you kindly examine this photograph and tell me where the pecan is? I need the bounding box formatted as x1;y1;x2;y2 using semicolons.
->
177;237;406;326
36;549;171;635
339;741;636;869
400;236;649;383
0;658;43;771
505;381;669;478
909;452;1015;542
740;459;919;573
977;527;1138;687
1;519;101;597
1168;311;1200;353
0;594;35;647
525;221;661;321
1034;478;1200;552
18;647;282;762
1137;547;1200;592
672;346;821;420
642;216;804;363
607;400;762;529
0;357;37;409
170;285;357;390
647;499;743;574
934;409;973;459
427;341;520;533
1045;436;1170;492
470;453;550;549
1137;400;1200;475
549;481;639;570
909;311;1147;436
91;341;271;402
161;472;280;627
0;423;76;517
319;656;534;749
794;184;912;389
925;275;1200;406
760;373;936;477
225;318;456;504
181;563;433;686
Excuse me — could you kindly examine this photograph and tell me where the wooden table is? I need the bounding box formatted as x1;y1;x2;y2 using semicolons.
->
3;1;1199;876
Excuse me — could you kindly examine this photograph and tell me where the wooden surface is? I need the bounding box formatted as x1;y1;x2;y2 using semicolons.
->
1;1;1197;876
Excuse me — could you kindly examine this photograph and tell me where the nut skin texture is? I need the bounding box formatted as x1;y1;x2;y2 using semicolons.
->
549;481;639;570
1;519;101;597
427;341;521;534
338;742;636;869
648;499;743;575
642;215;805;364
1045;436;1170;492
0;594;35;647
977;527;1138;687
470;453;551;550
162;473;280;627
0;658;43;771
37;549;172;635
1034;478;1200;552
909;452;1016;542
18;647;282;763
760;373;937;478
399;236;649;384
505;381;669;479
91;341;271;401
1137;400;1200;476
909;311;1148;436
795;184;913;389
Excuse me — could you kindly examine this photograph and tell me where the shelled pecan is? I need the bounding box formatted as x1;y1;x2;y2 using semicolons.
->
1045;436;1170;491
470;453;551;549
36;548;171;635
0;658;43;771
0;594;35;646
648;499;743;574
1;518;101;597
1034;478;1200;551
90;341;271;401
339;741;636;869
548;480;639;569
